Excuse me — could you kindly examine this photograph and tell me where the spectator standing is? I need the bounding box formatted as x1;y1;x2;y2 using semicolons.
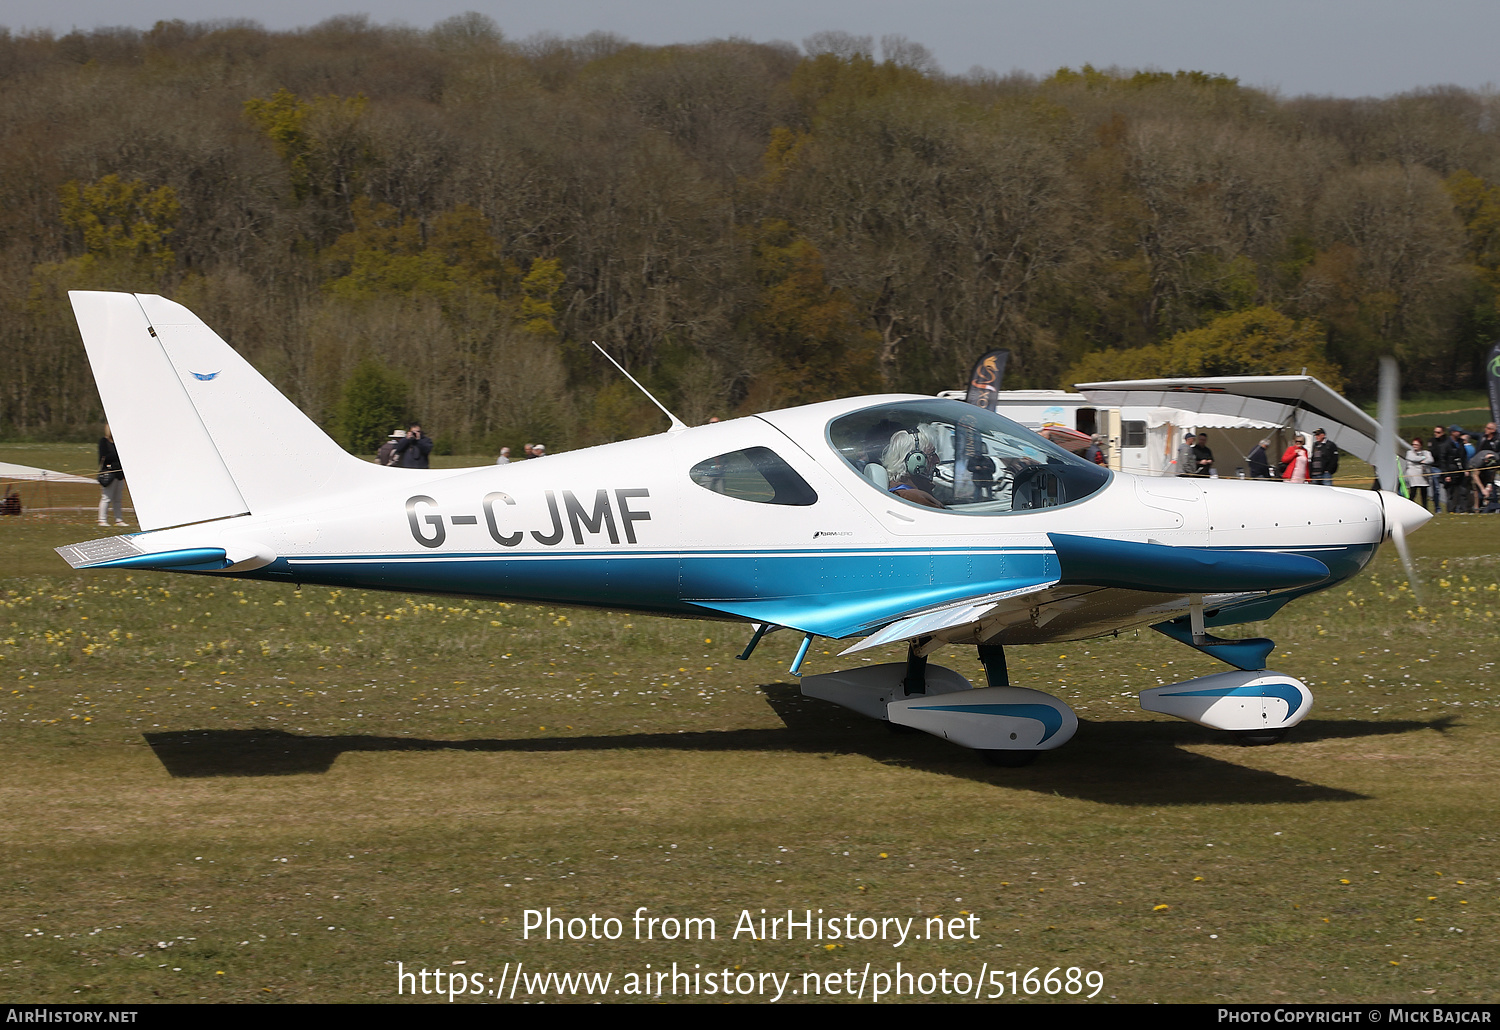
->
395;423;434;469
375;430;403;466
1281;437;1309;483
1403;437;1433;511
1247;438;1272;478
1430;425;1451;511
1176;433;1196;476
1190;432;1214;476
495;447;512;465
97;424;127;526
1481;422;1499;453
1309;428;1339;486
1436;426;1470;512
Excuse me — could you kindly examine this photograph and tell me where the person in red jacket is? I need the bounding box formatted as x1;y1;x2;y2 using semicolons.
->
1281;438;1308;483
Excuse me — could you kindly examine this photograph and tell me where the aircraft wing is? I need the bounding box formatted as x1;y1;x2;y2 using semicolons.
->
1075;375;1379;463
700;533;1331;652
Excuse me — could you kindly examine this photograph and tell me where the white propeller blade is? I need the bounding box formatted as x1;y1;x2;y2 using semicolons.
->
1375;357;1425;600
1375;355;1398;493
1390;514;1423;605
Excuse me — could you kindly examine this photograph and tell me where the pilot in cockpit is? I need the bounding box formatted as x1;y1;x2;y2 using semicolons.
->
882;424;947;509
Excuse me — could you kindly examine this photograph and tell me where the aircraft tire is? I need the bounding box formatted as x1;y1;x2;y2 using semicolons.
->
1232;728;1289;746
980;749;1037;768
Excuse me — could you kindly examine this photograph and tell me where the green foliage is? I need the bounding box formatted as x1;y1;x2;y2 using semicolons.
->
243;87;368;204
322;198;504;300
518;258;565;338
586;378;669;443
1064;307;1343;389
335;358;409;455
1446;170;1500;296
1126;68;1239;90
57;175;179;274
760;126;810;186
1445;171;1500;370
429;11;504;49
8;23;1500;444
1046;64;1239;91
742;219;879;406
786;50;934;124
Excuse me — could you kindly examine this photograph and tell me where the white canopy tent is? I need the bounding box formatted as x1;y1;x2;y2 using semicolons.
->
1134;408;1284;477
0;462;97;485
1076;376;1379;466
1;461;104;517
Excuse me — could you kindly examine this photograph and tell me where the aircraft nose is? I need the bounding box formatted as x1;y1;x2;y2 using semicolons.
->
1379;490;1432;539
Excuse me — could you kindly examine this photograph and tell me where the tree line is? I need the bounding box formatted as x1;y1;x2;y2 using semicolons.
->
2;15;1498;454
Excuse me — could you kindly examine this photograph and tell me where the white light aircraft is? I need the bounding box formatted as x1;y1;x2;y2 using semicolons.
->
58;292;1431;765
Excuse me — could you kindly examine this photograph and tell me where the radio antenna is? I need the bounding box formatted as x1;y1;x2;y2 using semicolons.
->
591;340;689;433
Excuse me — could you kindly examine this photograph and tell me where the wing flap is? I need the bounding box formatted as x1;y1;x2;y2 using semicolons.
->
838;581;1059;655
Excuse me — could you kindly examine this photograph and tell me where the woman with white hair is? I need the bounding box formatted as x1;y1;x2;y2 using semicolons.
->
882;424;946;508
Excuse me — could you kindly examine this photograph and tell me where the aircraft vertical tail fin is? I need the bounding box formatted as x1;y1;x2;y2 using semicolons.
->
70;291;382;531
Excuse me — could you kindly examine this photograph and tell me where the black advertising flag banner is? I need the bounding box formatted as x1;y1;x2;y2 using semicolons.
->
1487;341;1500;427
964;350;1010;411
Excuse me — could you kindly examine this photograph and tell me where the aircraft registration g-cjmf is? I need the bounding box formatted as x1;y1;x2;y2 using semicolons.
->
58;291;1432;765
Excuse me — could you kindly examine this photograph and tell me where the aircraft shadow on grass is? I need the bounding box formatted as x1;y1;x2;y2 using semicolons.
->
142;685;1456;805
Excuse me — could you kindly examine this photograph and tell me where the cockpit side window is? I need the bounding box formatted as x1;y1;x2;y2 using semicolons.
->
828;399;1110;514
689;447;818;506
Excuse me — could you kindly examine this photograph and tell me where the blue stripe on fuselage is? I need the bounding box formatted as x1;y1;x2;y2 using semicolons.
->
230;539;1376;636
244;546;1058;636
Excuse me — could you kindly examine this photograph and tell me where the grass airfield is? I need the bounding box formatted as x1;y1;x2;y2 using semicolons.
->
1;454;1497;1004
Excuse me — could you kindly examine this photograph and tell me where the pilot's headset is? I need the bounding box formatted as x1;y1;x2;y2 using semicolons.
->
905;443;930;478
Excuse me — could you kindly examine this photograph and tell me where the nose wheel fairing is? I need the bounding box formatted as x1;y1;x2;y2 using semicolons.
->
1139;670;1313;735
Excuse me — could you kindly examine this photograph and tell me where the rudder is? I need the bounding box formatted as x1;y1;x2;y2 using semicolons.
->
71;291;382;530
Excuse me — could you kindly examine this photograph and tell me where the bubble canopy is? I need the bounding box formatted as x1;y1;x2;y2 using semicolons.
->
827;398;1111;514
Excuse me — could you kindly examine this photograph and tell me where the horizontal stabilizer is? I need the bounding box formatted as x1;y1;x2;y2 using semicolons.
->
58;533;276;574
55;535;144;569
87;546;231;572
